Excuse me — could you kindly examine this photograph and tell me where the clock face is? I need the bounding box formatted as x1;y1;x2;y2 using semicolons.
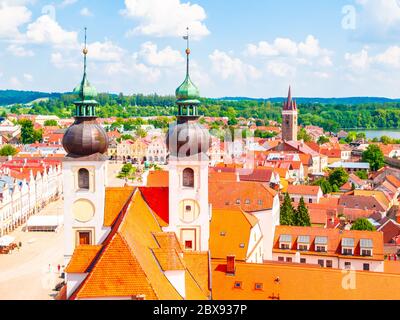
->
179;199;200;223
73;199;95;223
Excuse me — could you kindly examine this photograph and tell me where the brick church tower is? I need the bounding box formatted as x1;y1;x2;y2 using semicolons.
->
282;86;298;142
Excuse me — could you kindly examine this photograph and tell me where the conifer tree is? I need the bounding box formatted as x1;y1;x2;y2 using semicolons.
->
280;193;295;226
294;197;312;227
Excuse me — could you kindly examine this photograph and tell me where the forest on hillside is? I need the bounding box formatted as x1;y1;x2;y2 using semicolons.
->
5;91;400;132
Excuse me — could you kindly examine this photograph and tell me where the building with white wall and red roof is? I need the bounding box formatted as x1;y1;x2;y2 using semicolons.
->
59;31;400;301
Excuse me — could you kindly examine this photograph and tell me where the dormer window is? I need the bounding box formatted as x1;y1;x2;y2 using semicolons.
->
315;236;328;252
279;234;292;250
342;238;355;256
360;239;373;257
297;235;310;251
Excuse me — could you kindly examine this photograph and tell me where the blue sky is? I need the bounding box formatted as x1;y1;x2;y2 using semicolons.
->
1;0;400;98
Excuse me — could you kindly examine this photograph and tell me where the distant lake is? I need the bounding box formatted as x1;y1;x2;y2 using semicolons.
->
353;129;400;140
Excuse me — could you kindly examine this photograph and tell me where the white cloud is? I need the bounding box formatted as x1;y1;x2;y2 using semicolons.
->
209;50;261;83
25;15;78;48
0;5;31;38
51;52;80;69
104;59;162;84
345;46;400;71
138;41;184;67
266;61;295;77
353;0;400;41
88;41;125;62
246;38;298;57
246;35;332;66
23;73;33;81
123;0;210;39
7;44;34;57
60;0;78;7
345;49;370;71
80;7;93;17
374;46;400;68
313;71;330;79
10;77;21;88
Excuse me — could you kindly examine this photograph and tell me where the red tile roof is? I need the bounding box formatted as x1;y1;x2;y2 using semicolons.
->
209;181;277;212
146;170;169;187
273;225;384;261
65;245;102;273
287;185;321;196
139;187;169;226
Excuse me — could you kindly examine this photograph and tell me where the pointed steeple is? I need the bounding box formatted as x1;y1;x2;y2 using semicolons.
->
73;28;98;117
175;27;200;116
284;85;296;111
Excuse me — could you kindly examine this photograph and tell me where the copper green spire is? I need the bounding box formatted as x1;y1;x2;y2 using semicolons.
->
73;27;98;117
176;27;200;117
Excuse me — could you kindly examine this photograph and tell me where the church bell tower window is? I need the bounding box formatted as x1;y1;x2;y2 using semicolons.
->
182;168;194;188
78;168;90;190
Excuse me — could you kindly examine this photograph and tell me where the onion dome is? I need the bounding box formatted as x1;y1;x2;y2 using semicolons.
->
73;74;98;103
166;119;211;157
63;117;108;156
166;28;210;158
62;28;109;157
176;47;200;106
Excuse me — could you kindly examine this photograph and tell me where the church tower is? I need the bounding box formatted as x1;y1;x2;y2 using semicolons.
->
282;86;298;142
62;29;109;263
165;28;211;252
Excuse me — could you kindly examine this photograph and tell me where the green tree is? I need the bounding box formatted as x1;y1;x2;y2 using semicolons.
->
317;136;330;145
345;131;357;143
135;128;147;138
19;119;42;144
117;163;137;181
356;132;366;140
362;144;385;171
313;178;333;194
0;144;17;156
351;218;376;231
44;119;58;126
328;168;349;190
280;193;295;226
355;170;368;180
380;136;393;145
293;197;311;227
297;128;312;142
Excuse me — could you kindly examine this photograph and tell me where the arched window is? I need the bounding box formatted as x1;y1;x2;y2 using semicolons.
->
78;168;90;190
182;168;194;188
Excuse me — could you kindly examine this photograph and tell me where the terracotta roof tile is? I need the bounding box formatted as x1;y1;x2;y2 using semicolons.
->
139;187;169;226
146;170;169;187
104;187;135;227
77;234;158;299
210;209;260;261
287;185;322;196
273;225;384;260
153;232;183;253
212;260;400;300
65;245;102;273
209;181;277;212
184;252;210;297
152;248;185;271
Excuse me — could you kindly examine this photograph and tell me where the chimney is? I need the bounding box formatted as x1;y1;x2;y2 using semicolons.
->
226;255;236;275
